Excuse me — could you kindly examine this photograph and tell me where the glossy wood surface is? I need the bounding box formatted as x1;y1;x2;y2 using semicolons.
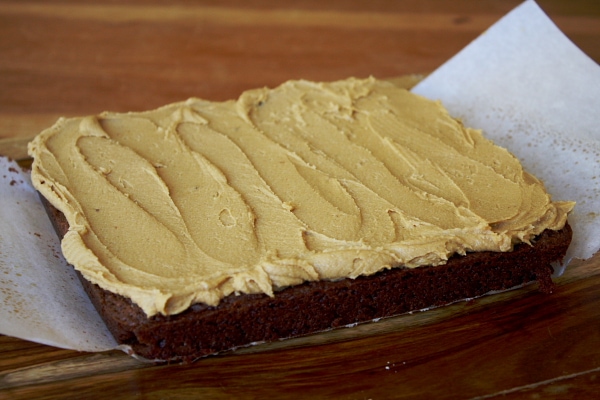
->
1;1;599;399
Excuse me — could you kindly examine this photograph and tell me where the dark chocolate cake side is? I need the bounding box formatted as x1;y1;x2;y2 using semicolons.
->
40;195;572;362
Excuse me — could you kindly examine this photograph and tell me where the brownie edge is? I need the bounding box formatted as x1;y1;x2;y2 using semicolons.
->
40;195;572;363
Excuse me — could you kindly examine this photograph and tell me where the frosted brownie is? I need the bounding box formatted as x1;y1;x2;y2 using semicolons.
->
28;77;574;362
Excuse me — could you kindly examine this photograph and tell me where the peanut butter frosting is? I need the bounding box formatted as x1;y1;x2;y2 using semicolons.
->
28;77;574;317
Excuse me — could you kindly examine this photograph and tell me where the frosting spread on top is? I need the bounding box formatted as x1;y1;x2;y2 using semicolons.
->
28;77;574;316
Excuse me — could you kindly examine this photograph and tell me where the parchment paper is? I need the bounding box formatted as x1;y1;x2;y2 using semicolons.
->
0;158;117;351
412;0;600;268
0;0;598;352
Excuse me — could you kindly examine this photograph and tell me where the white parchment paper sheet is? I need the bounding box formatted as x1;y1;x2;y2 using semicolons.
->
0;0;598;352
412;0;600;267
0;157;117;351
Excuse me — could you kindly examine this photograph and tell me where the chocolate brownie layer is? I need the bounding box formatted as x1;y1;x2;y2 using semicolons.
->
41;195;572;362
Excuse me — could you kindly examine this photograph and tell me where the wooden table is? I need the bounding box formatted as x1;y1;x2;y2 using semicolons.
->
1;1;599;398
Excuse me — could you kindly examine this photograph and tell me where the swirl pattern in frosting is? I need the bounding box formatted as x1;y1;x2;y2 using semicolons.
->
28;77;574;316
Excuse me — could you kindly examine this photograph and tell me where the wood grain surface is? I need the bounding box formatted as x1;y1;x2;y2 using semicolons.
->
1;1;599;399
